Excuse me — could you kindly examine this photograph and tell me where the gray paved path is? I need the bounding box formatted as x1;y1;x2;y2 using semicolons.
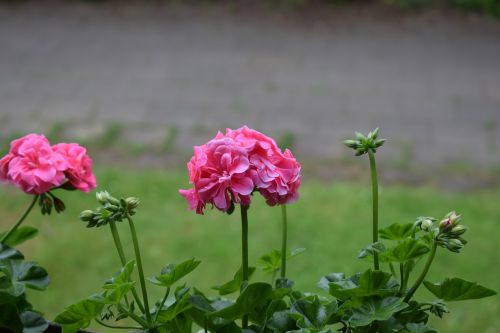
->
1;3;499;168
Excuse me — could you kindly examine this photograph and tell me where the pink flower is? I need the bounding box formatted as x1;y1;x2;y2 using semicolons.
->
53;143;97;192
180;126;301;214
0;134;97;195
2;134;67;194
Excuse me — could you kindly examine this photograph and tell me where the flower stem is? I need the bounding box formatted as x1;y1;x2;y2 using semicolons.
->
240;204;249;328
280;205;288;279
1;195;39;244
398;263;405;295
153;287;170;323
368;150;380;270
126;213;152;325
108;221;146;314
404;241;438;302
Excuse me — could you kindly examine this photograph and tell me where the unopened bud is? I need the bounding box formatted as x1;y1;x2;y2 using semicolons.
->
420;219;433;232
80;210;95;222
450;225;466;237
53;197;66;214
96;191;120;206
125;197;140;210
446;238;464;253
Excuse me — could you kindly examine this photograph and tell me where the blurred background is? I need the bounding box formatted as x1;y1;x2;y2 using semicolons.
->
0;0;499;332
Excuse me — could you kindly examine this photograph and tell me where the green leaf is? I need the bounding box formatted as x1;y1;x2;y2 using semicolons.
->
380;239;429;263
0;244;24;260
103;260;135;287
258;249;306;275
91;282;135;305
0;259;49;296
401;323;437;333
212;266;256;296
291;296;337;329
379;223;414;240
210;282;273;321
20;311;48;333
317;273;345;292
349;297;408;327
423;278;497;301
155;287;192;322
329;270;398;300
0;227;39;247
358;242;386;260
0;303;23;333
54;298;104;332
149;258;201;287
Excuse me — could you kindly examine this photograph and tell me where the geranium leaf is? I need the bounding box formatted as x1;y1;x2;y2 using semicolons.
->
210;282;273;321
380;239;429;263
349;297;408;327
329;270;398;300
379;223;414;240
0;227;39;247
103;260;135;287
149;258;201;288
423;278;497;301
0;244;24;260
291;296;337;329
20;311;48;333
54;298;104;332
0;259;49;296
212;266;256;296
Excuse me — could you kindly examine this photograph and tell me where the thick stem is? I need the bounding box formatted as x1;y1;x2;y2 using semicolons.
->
126;214;152;325
1;195;39;244
280;205;288;279
404;241;438;302
368;150;380;270
240;204;249;328
108;221;146;314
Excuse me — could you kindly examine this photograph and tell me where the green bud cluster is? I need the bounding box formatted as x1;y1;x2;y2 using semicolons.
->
79;191;140;228
343;128;386;156
38;192;66;215
435;211;468;253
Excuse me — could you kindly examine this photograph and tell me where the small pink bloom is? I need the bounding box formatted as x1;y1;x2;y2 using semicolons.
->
53;143;97;192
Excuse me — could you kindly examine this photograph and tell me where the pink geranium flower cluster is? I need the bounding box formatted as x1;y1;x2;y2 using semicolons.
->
180;126;301;214
0;134;96;194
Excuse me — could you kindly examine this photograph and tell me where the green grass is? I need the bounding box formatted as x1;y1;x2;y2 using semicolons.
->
1;168;499;332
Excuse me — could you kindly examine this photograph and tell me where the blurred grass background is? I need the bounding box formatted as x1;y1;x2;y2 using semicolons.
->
0;168;498;332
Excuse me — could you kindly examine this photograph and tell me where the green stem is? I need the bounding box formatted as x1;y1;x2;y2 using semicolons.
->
117;304;149;327
240;204;249;328
280;205;288;279
368;150;380;270
398;263;404;295
108;221;146;314
126;213;152;325
1;195;39;244
389;263;397;277
154;287;170;323
404;241;438;302
95;318;141;330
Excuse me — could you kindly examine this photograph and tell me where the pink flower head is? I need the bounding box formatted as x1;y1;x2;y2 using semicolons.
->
180;126;301;214
1;134;67;194
52;143;97;192
0;134;97;195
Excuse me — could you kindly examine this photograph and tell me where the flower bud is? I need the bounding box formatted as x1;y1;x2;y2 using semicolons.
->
96;191;111;204
53;196;66;214
446;238;464;253
96;191;120;206
450;225;466;237
80;210;95;222
420;219;433;232
125;197;140;210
